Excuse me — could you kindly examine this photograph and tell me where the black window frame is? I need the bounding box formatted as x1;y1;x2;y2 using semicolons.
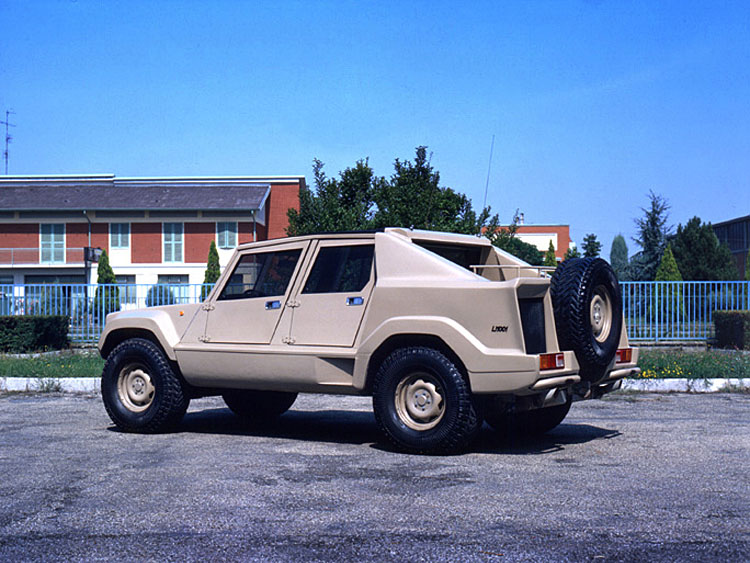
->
218;248;302;301
302;244;375;295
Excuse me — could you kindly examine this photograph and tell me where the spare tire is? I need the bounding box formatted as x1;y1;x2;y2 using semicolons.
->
550;257;622;382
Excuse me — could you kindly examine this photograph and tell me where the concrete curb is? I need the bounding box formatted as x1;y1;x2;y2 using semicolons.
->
620;378;748;393
0;377;101;394
1;377;748;395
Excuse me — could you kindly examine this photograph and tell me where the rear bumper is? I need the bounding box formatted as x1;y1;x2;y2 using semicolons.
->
467;351;640;395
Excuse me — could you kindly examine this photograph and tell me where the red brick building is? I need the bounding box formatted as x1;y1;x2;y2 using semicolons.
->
0;175;303;286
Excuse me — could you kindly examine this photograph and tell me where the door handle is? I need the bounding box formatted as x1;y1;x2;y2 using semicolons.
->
346;296;364;306
265;300;281;310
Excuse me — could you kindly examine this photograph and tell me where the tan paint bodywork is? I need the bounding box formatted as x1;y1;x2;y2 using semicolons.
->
98;228;639;396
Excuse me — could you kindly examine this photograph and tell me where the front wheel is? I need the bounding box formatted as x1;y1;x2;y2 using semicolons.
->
101;338;189;433
372;347;481;454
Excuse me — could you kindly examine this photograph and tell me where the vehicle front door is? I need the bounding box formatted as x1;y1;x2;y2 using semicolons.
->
203;242;308;344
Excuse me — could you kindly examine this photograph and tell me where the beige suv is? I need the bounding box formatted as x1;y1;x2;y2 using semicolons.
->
98;228;639;453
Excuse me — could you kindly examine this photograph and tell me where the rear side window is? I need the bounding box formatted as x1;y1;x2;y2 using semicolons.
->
218;249;301;300
414;241;483;271
303;245;374;294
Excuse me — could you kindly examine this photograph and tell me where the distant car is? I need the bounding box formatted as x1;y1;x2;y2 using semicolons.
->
98;228;639;454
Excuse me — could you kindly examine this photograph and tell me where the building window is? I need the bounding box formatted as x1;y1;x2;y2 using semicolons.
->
217;222;237;249
157;274;189;303
110;223;130;249
115;275;137;305
40;224;65;264
163;223;183;263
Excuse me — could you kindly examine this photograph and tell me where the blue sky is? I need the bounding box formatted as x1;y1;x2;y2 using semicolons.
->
1;1;748;255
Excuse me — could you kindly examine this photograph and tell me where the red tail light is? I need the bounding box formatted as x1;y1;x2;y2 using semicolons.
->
615;348;633;364
540;352;565;371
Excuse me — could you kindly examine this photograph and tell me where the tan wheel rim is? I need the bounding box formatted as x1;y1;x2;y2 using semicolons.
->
394;373;445;431
590;285;613;343
117;362;155;413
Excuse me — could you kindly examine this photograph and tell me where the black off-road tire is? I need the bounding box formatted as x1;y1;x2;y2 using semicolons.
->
101;338;190;433
485;397;572;437
551;257;623;382
372;347;481;455
222;390;298;422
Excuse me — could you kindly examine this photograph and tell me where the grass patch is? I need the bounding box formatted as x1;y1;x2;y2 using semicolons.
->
638;349;750;379
0;352;104;378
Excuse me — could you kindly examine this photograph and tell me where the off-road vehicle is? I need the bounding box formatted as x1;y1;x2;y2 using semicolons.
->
99;228;639;453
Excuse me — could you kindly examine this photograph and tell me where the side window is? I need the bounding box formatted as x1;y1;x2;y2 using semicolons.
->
218;249;301;301
303;245;374;294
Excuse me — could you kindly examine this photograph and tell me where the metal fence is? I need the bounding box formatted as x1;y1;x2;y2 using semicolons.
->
0;283;212;342
1;281;748;344
620;281;750;342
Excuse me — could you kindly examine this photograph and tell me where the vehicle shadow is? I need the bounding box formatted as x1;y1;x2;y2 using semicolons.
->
123;407;622;454
471;424;622;455
174;407;383;446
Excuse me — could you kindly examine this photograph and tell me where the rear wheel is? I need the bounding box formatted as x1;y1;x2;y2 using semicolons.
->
222;390;297;422
101;338;189;433
372;347;481;454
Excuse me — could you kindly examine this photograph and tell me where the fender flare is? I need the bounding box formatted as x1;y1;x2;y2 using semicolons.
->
99;310;181;360
353;316;487;390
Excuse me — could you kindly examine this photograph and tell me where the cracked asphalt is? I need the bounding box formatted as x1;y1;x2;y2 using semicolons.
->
0;391;748;562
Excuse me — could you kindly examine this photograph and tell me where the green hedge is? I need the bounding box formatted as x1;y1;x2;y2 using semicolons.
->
0;316;70;353
714;311;750;350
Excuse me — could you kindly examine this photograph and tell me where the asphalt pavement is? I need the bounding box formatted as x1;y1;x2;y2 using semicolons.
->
0;391;748;562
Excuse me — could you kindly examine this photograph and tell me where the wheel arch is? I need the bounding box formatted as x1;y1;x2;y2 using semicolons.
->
362;333;469;394
100;328;173;362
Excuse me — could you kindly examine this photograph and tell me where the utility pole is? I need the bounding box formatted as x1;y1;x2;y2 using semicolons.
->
1;110;16;175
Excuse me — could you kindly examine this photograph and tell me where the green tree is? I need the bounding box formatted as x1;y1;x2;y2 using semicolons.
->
653;244;683;335
93;250;120;317
543;240;557;267
288;146;492;237
373;146;488;234
563;245;581;261
655;244;682;282
201;241;221;299
287;158;382;236
671;216;738;280
582;233;601;258
630;190;672;281
483;210;543;265
610;234;629;280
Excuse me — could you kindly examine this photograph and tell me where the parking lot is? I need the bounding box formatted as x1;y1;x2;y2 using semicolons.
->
0;391;748;562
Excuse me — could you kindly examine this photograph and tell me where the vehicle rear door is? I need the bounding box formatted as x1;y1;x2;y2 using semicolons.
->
288;240;375;347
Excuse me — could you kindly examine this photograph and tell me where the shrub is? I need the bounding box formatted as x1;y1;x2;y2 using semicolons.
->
202;241;221;300
714;310;750;350
638;348;750;378
146;285;175;307
93;250;121;317
0;315;70;353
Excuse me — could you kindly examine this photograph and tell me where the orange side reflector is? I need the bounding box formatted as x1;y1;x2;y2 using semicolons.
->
540;352;565;371
615;348;632;364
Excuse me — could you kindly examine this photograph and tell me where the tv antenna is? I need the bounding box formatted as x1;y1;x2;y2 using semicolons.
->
1;110;16;175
